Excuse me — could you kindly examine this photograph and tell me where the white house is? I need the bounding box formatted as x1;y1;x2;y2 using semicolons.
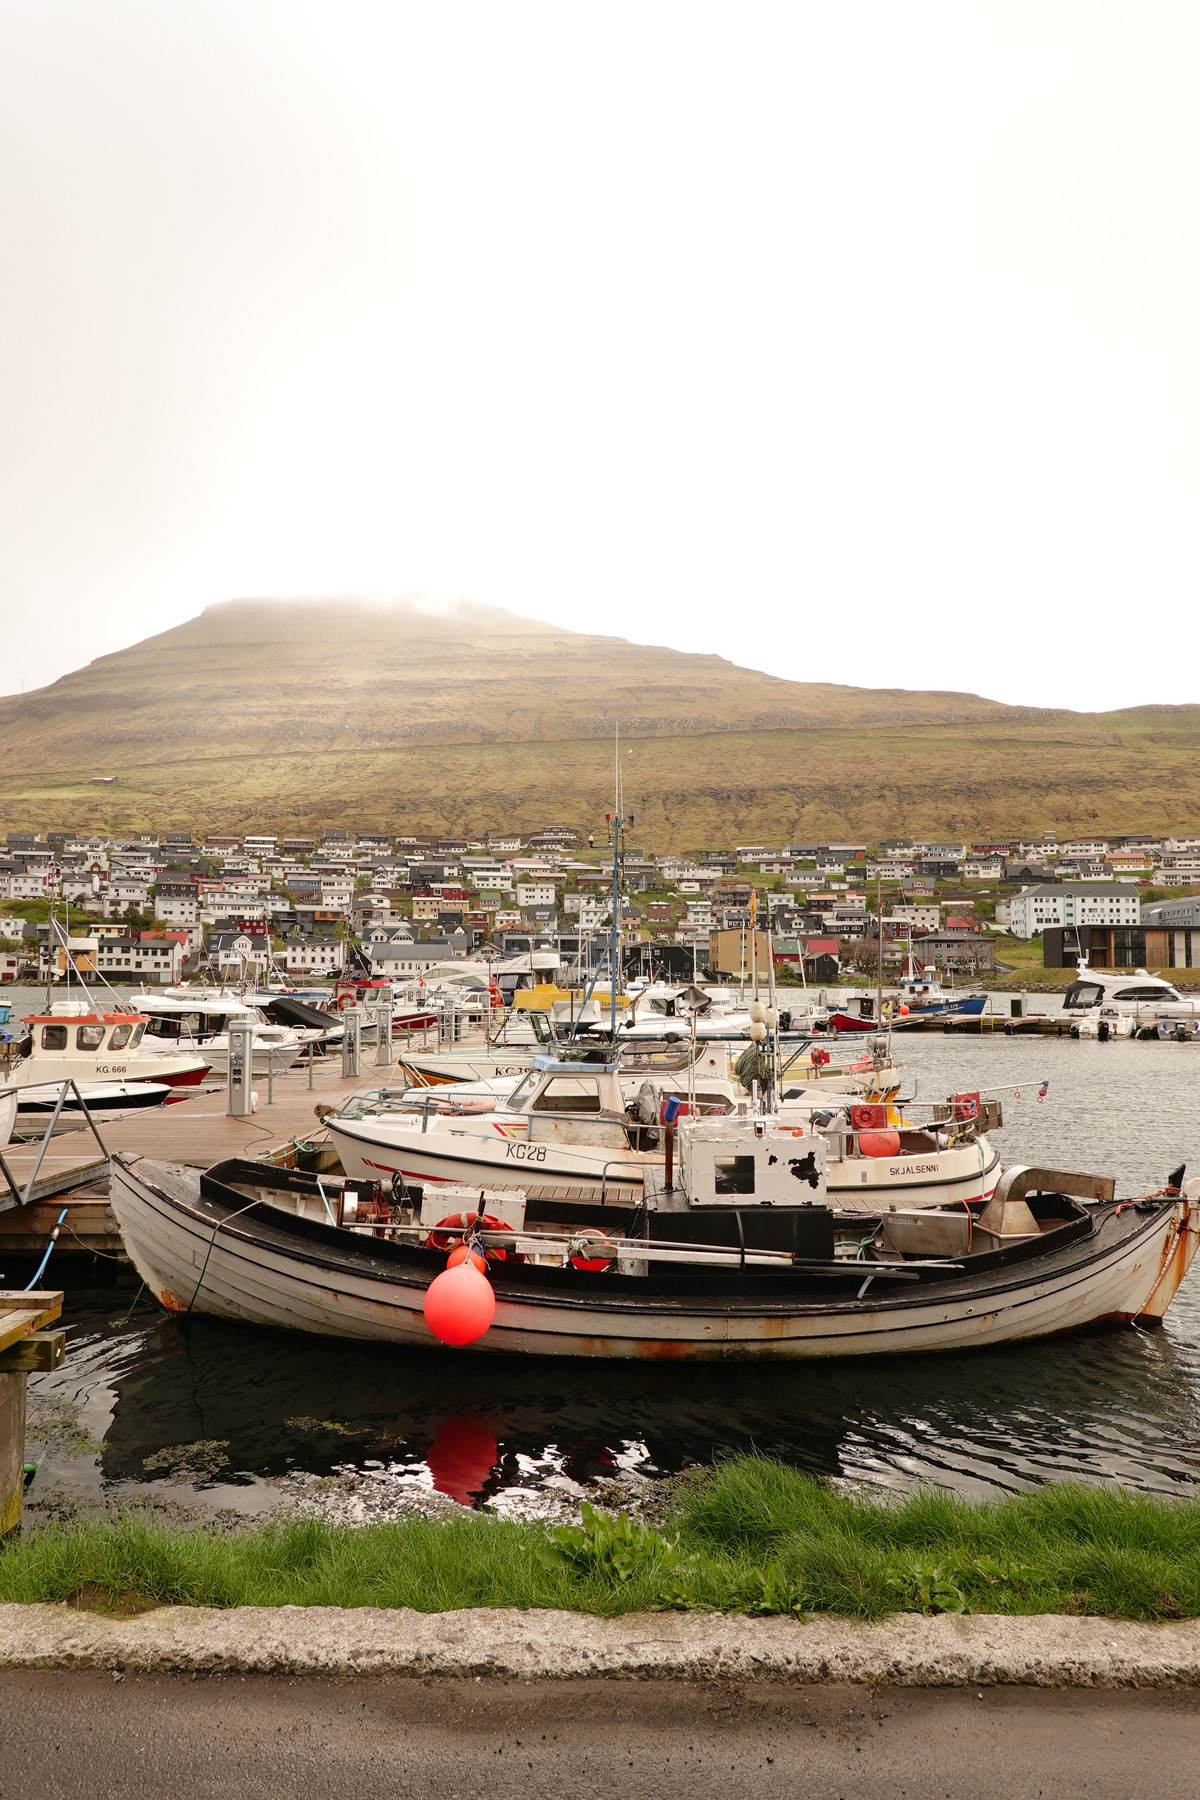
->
94;936;184;982
515;882;556;907
284;936;345;974
1008;883;1141;939
890;904;941;934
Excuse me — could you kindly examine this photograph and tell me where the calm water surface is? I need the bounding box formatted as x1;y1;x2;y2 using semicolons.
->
20;1032;1200;1512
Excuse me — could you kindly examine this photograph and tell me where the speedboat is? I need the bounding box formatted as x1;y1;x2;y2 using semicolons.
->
110;1143;1198;1360
134;992;313;1073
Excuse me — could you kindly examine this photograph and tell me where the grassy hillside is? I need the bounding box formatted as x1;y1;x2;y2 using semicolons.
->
0;598;1197;848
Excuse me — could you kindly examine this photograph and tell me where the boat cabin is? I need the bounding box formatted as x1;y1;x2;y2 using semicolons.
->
503;1055;628;1117
1063;964;1187;1013
22;1001;148;1057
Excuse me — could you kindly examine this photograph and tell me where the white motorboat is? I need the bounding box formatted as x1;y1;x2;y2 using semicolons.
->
1064;961;1200;1036
110;1145;1199;1361
134;992;312;1073
326;1054;1001;1212
7;1001;209;1093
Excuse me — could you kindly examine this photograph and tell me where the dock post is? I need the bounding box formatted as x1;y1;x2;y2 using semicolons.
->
0;1371;25;1536
266;1045;275;1105
0;1293;65;1536
307;1041;314;1090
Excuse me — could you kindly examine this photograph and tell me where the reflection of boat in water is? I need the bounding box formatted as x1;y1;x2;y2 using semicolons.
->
111;1131;1197;1361
78;1219;1200;1504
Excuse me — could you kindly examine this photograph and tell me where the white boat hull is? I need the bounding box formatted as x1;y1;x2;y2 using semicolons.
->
328;1113;1000;1211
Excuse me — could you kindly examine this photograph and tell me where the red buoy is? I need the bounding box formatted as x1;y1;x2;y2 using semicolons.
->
447;1243;486;1272
423;1262;496;1345
858;1128;901;1158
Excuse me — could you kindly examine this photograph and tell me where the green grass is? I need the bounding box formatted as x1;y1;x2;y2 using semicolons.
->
4;1458;1199;1621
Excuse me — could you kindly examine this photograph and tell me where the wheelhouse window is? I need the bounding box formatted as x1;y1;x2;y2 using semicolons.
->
1113;985;1174;1002
40;1025;68;1050
1064;982;1103;1009
77;1025;105;1050
506;1072;540;1110
108;1023;133;1049
532;1076;603;1114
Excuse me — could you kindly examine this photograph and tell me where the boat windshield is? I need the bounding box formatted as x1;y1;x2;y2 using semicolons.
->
1064;981;1104;1009
506;1071;540;1110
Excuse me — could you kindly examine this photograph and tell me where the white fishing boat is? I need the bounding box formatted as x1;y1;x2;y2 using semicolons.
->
109;1139;1199;1361
325;1054;1001;1211
7;1001;209;1093
12;1078;173;1115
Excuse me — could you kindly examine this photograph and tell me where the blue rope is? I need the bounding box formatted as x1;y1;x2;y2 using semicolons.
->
25;1209;68;1290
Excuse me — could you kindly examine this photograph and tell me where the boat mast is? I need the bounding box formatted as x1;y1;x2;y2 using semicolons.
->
875;868;883;1023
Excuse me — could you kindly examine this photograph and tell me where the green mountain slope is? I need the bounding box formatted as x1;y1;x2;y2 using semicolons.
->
0;598;1196;847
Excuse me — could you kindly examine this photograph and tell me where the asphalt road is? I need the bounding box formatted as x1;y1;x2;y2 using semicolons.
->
1;1672;1197;1799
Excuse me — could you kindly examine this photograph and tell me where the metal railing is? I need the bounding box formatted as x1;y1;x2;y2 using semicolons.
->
0;1078;110;1208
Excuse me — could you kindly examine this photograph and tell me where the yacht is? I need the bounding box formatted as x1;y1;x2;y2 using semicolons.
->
1063;961;1199;1036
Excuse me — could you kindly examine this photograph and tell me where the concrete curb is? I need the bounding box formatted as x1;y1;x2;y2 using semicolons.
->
0;1604;1198;1685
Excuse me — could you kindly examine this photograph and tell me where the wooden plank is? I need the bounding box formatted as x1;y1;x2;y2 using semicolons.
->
0;1291;63;1336
0;1329;66;1372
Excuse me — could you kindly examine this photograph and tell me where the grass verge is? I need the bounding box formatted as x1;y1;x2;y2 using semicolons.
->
2;1458;1198;1621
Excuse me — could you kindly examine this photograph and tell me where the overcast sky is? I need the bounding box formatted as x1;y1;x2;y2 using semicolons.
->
2;2;1198;708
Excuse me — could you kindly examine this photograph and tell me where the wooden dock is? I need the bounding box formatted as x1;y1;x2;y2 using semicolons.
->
0;1289;64;1534
0;1059;388;1263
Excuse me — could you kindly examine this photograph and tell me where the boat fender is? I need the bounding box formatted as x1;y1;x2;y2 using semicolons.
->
569;1228;616;1273
858;1129;902;1158
447;1243;487;1273
659;1098;694;1124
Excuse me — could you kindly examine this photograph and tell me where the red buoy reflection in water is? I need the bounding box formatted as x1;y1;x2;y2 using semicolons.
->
426;1417;499;1506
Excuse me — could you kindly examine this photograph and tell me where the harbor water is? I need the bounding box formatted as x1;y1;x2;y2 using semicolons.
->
16;1030;1200;1519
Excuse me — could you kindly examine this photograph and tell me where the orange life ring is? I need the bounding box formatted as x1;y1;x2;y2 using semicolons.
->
570;1228;616;1273
337;991;358;1010
428;1211;510;1262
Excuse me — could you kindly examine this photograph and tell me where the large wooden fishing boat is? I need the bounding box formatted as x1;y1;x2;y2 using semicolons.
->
109;1130;1198;1361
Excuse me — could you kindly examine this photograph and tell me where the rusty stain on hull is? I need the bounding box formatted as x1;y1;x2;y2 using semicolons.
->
1136;1199;1200;1321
